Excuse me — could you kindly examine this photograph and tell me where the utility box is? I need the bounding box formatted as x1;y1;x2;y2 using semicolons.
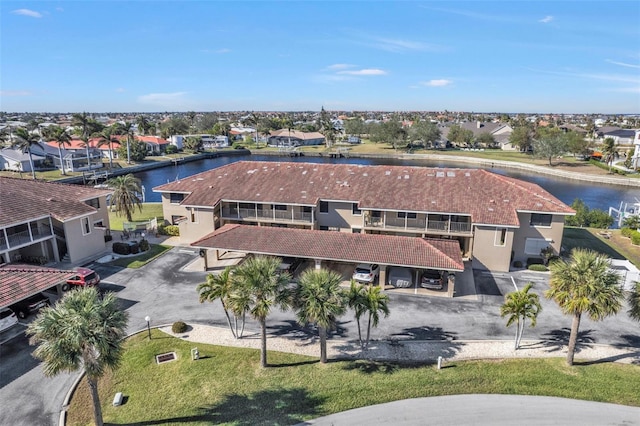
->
113;392;123;406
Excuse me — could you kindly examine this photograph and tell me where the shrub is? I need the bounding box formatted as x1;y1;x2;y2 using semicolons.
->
632;233;640;246
513;260;523;268
139;239;150;251
172;321;187;333
158;224;180;236
129;242;140;254
165;145;178;154
528;264;548;272
112;242;131;255
621;227;636;238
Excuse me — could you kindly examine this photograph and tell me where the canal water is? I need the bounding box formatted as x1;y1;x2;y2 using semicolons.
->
135;154;639;213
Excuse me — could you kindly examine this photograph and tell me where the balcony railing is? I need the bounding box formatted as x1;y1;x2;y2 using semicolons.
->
0;236;7;251
222;207;313;224
3;226;54;249
364;216;472;234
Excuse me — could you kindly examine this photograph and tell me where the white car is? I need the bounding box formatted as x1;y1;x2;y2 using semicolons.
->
352;264;380;284
0;307;18;333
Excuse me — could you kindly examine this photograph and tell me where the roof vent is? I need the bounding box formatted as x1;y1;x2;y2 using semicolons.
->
302;170;307;175
404;175;409;179
465;172;470;177
447;171;455;177
46;197;56;202
488;207;494;212
436;171;445;177
385;171;391;176
363;173;368;177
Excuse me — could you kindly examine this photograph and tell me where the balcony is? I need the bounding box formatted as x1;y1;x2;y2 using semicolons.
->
364;214;472;235
3;225;54;250
222;207;313;224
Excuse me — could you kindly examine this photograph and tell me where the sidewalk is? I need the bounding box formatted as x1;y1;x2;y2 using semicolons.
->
160;323;640;364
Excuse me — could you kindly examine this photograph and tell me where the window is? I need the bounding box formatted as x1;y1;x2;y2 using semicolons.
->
85;198;100;209
274;204;287;211
302;206;312;213
319;226;329;231
371;210;381;218
81;217;91;235
352;228;361;234
239;202;254;209
170;193;185;204
494;228;507;246
190;209;197;223
398;212;417;219
352;203;361;216
319;201;329;213
525;238;551;255
530;213;552;227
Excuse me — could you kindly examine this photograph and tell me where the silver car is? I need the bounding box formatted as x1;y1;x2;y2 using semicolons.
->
0;307;18;333
352;264;380;284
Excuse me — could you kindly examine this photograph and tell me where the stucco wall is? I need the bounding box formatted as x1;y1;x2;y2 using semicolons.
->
179;207;217;243
511;212;565;265
471;226;514;272
317;201;363;231
64;215;107;263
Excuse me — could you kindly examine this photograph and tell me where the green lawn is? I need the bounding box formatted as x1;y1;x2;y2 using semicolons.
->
67;331;640;426
108;244;172;269
561;227;626;259
108;202;164;231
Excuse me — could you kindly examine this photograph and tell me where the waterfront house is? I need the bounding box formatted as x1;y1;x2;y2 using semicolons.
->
43;138;104;172
0;177;112;265
154;161;574;273
0;147;48;173
268;129;325;147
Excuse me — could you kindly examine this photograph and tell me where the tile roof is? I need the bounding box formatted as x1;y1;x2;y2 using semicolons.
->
193;224;465;271
0;264;76;308
0;177;112;227
154;161;574;227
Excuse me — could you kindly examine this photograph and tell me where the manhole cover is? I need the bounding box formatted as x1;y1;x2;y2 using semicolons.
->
155;352;177;364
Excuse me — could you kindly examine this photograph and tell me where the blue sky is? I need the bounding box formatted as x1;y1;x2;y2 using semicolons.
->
1;1;639;113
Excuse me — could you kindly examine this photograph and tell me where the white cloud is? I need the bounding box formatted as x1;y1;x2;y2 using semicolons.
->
115;88;126;93
138;92;188;108
422;79;453;87
326;64;354;70
12;9;42;18
0;90;32;96
372;37;434;52
338;68;387;76
539;16;554;23
606;59;640;69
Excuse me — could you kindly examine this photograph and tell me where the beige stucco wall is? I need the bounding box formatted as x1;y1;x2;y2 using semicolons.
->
471;226;514;272
511;213;566;265
179;207;217;243
159;193;190;224
317;201;363;231
93;195;111;228
64;214;107;263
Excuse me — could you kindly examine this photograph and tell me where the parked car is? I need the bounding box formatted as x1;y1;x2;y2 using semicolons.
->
388;267;413;288
0;307;19;333
420;269;444;290
9;292;51;319
352;263;380;284
62;267;100;291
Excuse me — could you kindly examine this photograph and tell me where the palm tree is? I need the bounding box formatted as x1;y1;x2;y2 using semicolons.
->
347;280;390;350
629;281;640;322
294;268;347;363
27;287;128;426
602;137;616;173
93;124;119;170
116;121;136;164
197;267;241;338
546;248;624;365
43;125;72;175
107;174;143;222
13;127;41;179
500;282;542;350
136;115;151;136
72;112;96;171
231;255;291;368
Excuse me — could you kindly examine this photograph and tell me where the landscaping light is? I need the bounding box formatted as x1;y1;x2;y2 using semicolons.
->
145;315;151;339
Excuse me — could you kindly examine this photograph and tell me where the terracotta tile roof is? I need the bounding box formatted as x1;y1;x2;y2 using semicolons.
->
154;161;573;227
192;224;465;271
44;138;121;150
0;177;112;227
0;265;76;308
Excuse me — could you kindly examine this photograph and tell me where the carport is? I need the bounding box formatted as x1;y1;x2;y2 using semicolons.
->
192;224;465;297
0;264;75;309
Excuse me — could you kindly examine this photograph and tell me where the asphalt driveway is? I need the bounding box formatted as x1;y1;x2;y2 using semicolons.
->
1;247;639;426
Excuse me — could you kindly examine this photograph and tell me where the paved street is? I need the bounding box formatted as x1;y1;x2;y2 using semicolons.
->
1;248;639;426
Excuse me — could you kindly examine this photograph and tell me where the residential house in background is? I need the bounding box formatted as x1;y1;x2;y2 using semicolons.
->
43;138;103;172
154;161;574;272
268;129;325;147
0;147;49;173
0;178;112;265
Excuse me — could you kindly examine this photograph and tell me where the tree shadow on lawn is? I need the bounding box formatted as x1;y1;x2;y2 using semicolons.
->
106;387;326;426
541;328;595;353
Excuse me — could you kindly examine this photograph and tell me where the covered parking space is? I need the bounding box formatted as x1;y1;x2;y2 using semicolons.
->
192;224;465;297
0;264;76;309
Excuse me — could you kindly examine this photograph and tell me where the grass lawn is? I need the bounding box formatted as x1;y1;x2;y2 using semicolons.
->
107;244;172;269
562;227;640;267
67;331;640;426
108;202;164;231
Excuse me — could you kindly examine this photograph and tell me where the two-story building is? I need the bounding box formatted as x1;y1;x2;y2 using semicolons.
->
0;177;112;265
154;161;574;273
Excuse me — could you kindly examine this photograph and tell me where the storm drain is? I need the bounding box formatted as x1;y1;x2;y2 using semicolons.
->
155;352;177;364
